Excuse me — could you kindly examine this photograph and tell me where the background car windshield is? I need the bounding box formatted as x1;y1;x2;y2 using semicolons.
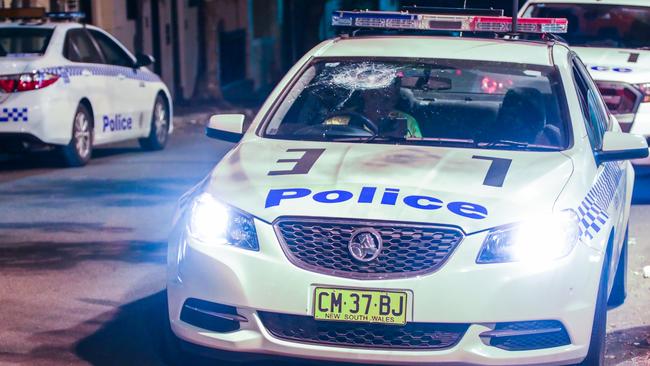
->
264;59;569;150
0;28;53;56
524;4;650;49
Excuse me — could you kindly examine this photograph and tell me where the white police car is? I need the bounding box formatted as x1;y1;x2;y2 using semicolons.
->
0;9;172;167
167;9;648;366
522;0;650;164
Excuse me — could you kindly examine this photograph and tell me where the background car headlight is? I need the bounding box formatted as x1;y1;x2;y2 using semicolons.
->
636;83;650;103
187;193;259;251
477;210;579;264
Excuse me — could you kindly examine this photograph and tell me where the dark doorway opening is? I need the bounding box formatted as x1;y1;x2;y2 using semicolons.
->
150;0;162;75
219;29;246;86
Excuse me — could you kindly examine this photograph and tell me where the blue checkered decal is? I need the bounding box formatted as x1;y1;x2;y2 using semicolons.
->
0;107;28;122
41;65;161;84
577;162;624;240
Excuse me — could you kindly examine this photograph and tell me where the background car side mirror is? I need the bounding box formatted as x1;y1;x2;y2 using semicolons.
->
206;114;245;143
135;53;155;68
595;131;649;164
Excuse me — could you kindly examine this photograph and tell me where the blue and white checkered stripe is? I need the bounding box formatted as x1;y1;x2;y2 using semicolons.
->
41;65;161;83
0;107;28;122
577;162;624;240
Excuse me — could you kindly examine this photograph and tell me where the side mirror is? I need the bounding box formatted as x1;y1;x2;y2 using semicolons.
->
206;114;245;143
134;53;155;68
595;131;649;164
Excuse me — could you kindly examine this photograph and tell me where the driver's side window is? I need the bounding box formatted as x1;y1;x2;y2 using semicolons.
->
571;56;607;150
89;30;134;67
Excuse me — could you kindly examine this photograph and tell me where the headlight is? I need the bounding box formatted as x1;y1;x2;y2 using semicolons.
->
635;83;650;103
477;210;579;264
187;193;259;251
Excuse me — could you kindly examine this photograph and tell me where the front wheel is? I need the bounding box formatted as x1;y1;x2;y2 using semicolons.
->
578;248;609;365
139;95;169;150
59;104;93;167
608;227;628;308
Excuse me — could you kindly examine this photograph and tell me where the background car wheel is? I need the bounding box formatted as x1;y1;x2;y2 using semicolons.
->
59;103;92;167
139;95;169;151
608;227;628;308
578;243;610;366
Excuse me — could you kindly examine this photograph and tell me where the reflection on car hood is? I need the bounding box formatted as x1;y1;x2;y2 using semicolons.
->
202;137;574;234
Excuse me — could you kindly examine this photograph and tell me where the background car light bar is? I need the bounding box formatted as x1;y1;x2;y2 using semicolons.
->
46;12;86;20
332;10;568;34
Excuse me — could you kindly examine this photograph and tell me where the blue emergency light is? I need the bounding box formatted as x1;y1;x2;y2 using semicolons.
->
46;12;85;21
332;10;568;34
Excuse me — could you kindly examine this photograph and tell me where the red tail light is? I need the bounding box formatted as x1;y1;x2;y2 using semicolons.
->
0;72;59;93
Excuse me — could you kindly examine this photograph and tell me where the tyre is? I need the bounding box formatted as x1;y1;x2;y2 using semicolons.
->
139;95;169;150
59;103;92;167
578;244;610;365
608;227;628;308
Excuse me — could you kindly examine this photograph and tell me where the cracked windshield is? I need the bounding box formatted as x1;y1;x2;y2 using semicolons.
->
265;59;570;150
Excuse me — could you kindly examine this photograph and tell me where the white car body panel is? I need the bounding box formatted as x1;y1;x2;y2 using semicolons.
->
167;36;634;365
204;139;574;233
0;22;172;147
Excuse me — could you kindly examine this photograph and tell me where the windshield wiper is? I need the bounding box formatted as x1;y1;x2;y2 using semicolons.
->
477;140;560;151
478;140;529;148
332;135;478;147
327;135;405;143
330;135;479;145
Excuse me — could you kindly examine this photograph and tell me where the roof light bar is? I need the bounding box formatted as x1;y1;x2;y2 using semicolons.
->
46;12;86;21
0;7;46;20
0;8;85;21
401;6;504;16
332;10;568;34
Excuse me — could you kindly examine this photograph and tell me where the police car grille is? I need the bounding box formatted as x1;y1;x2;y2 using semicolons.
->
258;312;468;349
596;81;642;117
274;218;464;279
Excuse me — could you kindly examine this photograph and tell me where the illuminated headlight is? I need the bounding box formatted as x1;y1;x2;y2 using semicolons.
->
636;83;650;103
187;193;259;251
477;210;580;264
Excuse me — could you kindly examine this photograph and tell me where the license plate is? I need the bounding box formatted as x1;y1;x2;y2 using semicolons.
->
313;287;408;325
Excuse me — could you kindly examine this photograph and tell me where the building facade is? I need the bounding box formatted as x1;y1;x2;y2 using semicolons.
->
1;0;407;103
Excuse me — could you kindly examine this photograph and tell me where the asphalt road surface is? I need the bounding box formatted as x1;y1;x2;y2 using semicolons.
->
1;126;649;366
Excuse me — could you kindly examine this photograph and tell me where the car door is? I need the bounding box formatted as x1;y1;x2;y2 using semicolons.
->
572;54;627;287
63;28;113;145
88;28;146;140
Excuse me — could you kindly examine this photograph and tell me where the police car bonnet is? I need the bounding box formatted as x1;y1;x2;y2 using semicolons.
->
202;139;574;233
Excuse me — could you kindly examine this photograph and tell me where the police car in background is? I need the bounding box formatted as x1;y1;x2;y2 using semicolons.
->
522;0;650;164
0;8;172;167
167;8;647;366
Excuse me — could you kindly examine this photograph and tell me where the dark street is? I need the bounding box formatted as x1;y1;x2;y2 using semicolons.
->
0;124;648;365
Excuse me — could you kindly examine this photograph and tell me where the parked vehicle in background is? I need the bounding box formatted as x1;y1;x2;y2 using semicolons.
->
0;8;172;167
522;0;650;164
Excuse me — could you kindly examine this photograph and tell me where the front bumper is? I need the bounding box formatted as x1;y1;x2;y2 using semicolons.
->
167;219;605;365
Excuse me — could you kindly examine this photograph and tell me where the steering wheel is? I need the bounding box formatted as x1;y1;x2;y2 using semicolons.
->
292;111;379;137
324;111;379;135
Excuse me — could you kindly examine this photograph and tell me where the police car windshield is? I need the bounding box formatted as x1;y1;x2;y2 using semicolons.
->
524;4;650;49
264;58;570;151
0;28;53;56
